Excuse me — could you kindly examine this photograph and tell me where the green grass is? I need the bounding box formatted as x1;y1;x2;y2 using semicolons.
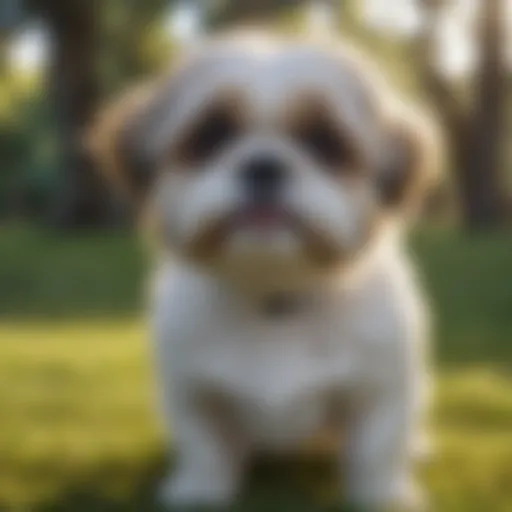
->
0;224;511;511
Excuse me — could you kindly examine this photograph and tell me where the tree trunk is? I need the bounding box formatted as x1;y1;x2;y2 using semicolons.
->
47;0;110;228
415;0;507;231
462;0;507;230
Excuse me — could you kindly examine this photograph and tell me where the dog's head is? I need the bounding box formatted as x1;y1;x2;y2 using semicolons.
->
90;33;439;289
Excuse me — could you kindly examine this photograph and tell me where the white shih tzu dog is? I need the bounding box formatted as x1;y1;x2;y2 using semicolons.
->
91;32;439;511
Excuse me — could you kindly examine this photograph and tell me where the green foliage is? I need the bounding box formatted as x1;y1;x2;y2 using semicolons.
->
0;72;59;219
99;0;177;95
0;226;511;510
205;0;307;29
334;2;423;96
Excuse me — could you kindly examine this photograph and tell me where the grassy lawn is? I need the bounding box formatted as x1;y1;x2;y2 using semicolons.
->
0;225;511;511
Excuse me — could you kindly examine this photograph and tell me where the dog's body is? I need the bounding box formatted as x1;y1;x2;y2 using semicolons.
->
91;32;439;510
152;233;429;508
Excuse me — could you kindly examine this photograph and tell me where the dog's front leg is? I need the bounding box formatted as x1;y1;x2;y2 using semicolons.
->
344;369;425;511
158;389;247;508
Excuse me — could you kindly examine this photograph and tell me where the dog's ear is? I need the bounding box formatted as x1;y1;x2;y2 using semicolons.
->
87;79;167;205
377;108;441;213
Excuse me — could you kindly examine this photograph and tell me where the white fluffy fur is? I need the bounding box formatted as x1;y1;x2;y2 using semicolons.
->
152;231;431;510
95;33;437;511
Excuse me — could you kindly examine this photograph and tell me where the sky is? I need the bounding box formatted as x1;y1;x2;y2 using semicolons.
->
7;0;512;76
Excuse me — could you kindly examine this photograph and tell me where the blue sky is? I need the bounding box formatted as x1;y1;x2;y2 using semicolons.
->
8;0;512;76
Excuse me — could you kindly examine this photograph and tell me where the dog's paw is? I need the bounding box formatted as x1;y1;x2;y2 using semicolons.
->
157;470;235;510
348;476;427;512
412;433;435;464
385;478;427;512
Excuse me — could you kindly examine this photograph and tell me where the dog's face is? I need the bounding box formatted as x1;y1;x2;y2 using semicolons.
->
91;34;437;286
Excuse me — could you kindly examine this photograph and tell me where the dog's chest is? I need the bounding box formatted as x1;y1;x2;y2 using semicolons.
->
194;317;354;445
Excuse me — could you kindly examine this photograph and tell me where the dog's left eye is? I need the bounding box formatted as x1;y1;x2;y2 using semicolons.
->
175;107;240;165
294;119;357;171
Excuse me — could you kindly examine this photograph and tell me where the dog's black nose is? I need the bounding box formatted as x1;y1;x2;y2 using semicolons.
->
240;155;287;201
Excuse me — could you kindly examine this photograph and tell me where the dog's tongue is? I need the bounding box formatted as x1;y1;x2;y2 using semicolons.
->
239;205;286;228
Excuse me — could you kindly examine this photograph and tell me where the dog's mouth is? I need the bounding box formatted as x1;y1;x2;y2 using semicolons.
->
231;203;293;231
186;204;343;266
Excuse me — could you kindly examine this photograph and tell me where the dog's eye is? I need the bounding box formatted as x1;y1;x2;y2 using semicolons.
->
176;107;240;165
295;120;356;170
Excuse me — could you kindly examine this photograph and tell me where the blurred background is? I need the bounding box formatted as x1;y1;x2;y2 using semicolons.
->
0;1;511;510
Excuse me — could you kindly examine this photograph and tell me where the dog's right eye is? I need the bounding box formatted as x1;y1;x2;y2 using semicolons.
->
175;107;240;166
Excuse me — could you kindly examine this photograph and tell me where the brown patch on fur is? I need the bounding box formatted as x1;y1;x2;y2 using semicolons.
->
86;52;215;206
184;218;233;262
284;93;368;173
169;89;248;167
380;111;441;213
86;80;161;206
294;219;345;268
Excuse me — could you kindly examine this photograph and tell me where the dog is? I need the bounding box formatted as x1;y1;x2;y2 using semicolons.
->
90;32;439;511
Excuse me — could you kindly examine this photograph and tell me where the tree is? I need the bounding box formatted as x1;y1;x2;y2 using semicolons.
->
416;0;508;230
99;0;175;95
205;0;309;28
44;0;173;227
6;0;174;227
40;0;107;227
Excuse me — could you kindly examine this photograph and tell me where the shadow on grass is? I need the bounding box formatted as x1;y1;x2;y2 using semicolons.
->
30;455;354;512
34;457;166;512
